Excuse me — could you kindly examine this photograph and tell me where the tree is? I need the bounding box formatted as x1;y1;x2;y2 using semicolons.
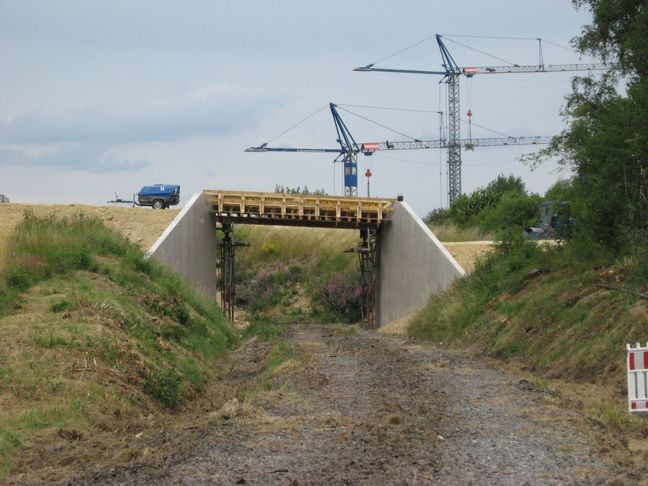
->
274;185;328;196
537;1;647;255
447;174;528;227
544;179;577;202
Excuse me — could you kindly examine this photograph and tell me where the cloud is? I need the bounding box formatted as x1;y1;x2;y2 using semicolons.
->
0;85;284;145
0;144;150;173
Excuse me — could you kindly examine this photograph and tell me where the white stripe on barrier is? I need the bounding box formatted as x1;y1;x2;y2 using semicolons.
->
627;342;648;413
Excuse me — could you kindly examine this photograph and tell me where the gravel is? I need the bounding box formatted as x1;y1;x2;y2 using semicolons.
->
66;324;622;485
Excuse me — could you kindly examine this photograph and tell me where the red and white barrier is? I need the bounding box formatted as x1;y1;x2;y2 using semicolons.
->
627;343;648;413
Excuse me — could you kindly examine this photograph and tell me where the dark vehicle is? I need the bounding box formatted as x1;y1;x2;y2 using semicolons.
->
136;184;180;209
524;201;574;240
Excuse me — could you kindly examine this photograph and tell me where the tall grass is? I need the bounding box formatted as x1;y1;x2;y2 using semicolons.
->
234;226;362;323
1;211;132;315
428;223;494;242
236;226;357;267
0;212;236;404
409;232;648;385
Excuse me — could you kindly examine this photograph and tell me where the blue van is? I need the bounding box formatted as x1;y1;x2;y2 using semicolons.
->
136;184;180;209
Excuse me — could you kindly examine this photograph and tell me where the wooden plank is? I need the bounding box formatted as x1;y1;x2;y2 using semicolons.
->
203;189;395;228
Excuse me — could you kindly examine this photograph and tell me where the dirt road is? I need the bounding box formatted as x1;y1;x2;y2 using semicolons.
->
63;324;626;485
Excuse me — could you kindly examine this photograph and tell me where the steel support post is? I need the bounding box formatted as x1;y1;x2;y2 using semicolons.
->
358;229;377;329
217;224;249;322
218;224;235;321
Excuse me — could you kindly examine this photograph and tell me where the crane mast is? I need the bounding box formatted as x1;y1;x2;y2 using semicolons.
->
246;104;363;197
354;34;607;204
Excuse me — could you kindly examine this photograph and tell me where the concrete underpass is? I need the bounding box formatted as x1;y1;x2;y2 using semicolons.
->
147;190;465;328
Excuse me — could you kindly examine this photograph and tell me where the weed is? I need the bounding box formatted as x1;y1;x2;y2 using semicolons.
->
49;298;75;313
266;341;293;373
33;332;76;349
5;268;32;291
0;429;22;476
180;358;207;392
244;315;286;341
144;369;183;408
97;333;121;366
589;402;647;434
316;273;362;323
340;325;359;336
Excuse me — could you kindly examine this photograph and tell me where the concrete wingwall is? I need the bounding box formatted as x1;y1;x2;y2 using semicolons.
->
376;201;466;327
147;192;217;299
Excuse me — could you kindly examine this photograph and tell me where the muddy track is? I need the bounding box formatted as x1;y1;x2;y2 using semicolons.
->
65;324;622;485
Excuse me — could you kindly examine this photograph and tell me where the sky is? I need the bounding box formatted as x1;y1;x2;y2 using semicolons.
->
0;1;599;216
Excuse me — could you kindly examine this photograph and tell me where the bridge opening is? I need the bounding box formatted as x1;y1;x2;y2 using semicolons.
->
207;190;394;328
147;190;464;330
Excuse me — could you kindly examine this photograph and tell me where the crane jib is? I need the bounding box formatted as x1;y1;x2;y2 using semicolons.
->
360;136;552;153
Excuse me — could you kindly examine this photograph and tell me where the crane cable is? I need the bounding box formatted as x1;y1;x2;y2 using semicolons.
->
441;37;518;66
261;102;515;153
336;106;421;142
364;35;437;67
443;34;579;54
264;104;329;145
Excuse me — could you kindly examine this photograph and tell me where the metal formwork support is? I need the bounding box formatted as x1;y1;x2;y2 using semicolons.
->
217;224;248;322
218;224;235;321
358;228;377;329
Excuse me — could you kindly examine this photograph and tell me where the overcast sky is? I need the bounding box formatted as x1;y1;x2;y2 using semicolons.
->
0;1;598;216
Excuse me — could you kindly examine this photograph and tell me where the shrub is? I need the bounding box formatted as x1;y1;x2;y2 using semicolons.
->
480;193;541;232
317;274;362;323
144;369;183;408
448;174;528;227
424;207;450;225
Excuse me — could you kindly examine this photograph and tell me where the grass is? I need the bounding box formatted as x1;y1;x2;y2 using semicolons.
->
234;226;362;323
236;226;357;265
0;399;85;475
408;232;648;436
409;237;648;383
0;211;237;476
428;223;494;242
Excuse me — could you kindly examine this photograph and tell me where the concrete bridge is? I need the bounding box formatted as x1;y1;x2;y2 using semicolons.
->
147;190;465;328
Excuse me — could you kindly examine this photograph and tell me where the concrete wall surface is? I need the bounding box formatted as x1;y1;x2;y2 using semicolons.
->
147;192;217;299
376;201;465;327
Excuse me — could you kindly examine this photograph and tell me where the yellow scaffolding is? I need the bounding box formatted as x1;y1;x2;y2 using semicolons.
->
204;190;395;229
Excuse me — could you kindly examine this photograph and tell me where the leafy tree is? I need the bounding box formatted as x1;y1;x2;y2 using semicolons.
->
447;174;529;227
274;185;328;196
544;179;577;202
535;1;647;255
481;192;542;232
424;207;450;225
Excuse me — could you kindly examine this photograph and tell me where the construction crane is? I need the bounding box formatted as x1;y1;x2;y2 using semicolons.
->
247;102;551;197
246;103;364;196
354;34;607;204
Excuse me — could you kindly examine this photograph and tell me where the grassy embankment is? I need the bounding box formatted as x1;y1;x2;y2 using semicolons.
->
409;233;648;434
0;212;236;476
